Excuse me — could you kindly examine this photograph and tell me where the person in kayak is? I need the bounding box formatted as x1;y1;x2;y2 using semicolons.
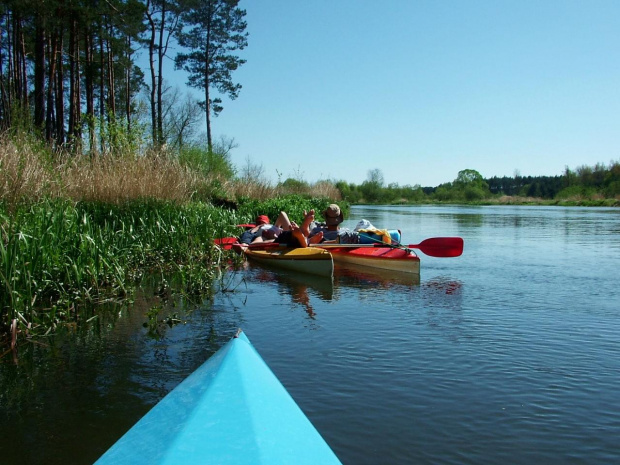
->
237;214;276;246
303;204;359;244
236;212;311;249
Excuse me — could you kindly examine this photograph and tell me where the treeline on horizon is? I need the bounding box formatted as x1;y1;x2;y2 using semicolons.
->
331;163;620;205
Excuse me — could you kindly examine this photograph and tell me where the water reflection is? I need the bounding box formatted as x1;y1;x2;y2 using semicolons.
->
335;263;420;288
239;261;422;319
246;263;334;319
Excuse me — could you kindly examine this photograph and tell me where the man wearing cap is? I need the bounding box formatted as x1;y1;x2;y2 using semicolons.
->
303;204;359;244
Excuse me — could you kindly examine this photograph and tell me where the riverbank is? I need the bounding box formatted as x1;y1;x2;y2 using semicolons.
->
0;195;334;349
355;195;619;207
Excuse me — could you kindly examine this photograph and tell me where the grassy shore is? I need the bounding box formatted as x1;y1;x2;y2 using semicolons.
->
0;133;340;347
0;200;241;341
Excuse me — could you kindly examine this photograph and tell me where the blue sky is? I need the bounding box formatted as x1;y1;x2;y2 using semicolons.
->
200;1;620;187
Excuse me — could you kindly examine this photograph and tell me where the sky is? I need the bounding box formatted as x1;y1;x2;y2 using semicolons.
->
182;0;620;187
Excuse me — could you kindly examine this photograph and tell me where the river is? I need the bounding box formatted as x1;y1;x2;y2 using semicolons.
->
1;205;619;464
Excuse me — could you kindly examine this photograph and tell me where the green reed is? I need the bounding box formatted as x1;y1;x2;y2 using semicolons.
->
0;199;241;337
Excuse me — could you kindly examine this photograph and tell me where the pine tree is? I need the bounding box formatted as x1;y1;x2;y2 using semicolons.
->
175;0;247;150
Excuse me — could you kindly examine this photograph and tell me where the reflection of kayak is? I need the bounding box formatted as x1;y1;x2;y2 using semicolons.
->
243;245;334;278
96;330;342;465
335;262;421;287
316;245;420;274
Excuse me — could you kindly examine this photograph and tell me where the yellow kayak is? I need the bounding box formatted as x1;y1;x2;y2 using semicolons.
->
244;246;334;278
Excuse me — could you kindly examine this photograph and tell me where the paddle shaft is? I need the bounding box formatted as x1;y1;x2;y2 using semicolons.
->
216;236;463;257
314;237;463;257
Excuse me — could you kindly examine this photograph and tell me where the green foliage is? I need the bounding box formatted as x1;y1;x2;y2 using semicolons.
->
85;113;147;157
556;185;597;199
0;199;242;338
178;144;235;179
280;178;310;194
604;181;620;198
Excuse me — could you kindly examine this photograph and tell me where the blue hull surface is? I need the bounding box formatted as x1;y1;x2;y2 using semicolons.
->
96;331;341;464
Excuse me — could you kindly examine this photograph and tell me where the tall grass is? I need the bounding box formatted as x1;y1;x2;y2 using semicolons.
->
0;199;241;338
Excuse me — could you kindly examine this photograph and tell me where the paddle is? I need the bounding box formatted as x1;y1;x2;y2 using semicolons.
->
214;237;283;251
216;236;464;257
214;237;238;250
315;237;464;258
406;237;463;257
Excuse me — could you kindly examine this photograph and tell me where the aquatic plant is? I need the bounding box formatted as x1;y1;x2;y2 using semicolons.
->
0;199;241;342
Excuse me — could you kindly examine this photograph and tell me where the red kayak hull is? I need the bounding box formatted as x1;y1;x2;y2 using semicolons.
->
324;245;420;274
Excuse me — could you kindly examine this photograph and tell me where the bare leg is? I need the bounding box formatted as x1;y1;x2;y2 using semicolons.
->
274;211;292;230
291;222;308;248
308;231;323;244
301;209;315;237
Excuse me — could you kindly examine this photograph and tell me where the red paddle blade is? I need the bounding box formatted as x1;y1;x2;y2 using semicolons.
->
214;237;238;250
408;237;463;257
214;237;283;251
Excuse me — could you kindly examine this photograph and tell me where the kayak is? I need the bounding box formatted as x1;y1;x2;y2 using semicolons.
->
243;245;334;278
315;244;420;274
215;236;461;276
95;330;342;465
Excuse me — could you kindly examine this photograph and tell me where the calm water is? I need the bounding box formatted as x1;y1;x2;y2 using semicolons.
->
1;205;619;464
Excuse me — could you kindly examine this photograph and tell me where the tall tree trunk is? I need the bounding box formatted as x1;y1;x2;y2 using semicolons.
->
68;18;81;144
106;33;115;117
46;31;59;141
156;1;167;147
146;0;158;146
11;15;27;109
125;37;132;131
98;25;105;152
205;77;211;150
19;18;27;105
204;11;212;151
84;28;96;151
0;15;8;127
55;29;65;145
34;13;46;129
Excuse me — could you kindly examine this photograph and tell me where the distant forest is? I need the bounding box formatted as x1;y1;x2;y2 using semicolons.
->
333;163;620;205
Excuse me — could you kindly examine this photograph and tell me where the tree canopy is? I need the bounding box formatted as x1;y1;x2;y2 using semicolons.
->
175;0;248;149
0;0;248;153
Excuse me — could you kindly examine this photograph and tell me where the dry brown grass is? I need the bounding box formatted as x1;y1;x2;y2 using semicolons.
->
0;135;62;207
61;153;203;203
0;134;227;207
307;180;342;200
1;134;342;210
230;178;278;200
